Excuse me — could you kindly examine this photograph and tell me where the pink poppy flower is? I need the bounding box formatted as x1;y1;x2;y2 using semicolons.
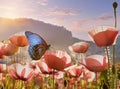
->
69;42;90;53
88;26;118;47
8;63;34;81
81;67;95;82
54;72;64;89
82;55;107;72
37;59;57;74
9;35;29;47
29;60;42;75
0;42;19;56
68;65;83;77
44;50;71;71
54;71;64;79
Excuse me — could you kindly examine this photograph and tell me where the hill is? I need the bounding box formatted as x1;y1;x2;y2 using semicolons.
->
0;17;120;62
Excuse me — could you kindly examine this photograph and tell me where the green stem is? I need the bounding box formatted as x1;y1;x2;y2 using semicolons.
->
113;2;118;89
112;45;115;66
105;47;112;88
105;47;111;73
95;72;97;85
53;69;55;89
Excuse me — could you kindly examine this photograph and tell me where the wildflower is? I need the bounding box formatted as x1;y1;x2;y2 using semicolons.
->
82;55;107;72
88;26;118;47
69;42;90;53
44;50;71;71
8;63;34;81
9;35;29;47
0;42;18;56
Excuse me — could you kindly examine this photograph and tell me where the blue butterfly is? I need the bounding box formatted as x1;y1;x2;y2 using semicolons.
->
25;31;50;60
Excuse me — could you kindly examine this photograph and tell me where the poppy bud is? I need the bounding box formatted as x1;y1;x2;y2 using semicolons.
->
113;2;118;9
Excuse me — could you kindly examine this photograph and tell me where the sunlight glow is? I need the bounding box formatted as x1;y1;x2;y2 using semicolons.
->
2;7;20;19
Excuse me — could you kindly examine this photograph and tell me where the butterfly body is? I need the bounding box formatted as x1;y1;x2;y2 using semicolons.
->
25;31;50;60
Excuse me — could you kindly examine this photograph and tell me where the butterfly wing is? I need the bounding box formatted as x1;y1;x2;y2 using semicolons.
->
25;31;50;60
29;44;49;60
25;31;47;47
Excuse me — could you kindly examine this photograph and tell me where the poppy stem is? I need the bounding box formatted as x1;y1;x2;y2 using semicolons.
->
105;47;111;72
105;47;112;88
112;45;115;67
112;1;117;68
112;2;118;89
95;72;99;89
95;72;97;84
52;69;55;89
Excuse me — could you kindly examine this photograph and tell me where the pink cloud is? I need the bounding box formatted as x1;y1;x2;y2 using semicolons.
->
48;8;79;16
47;17;65;26
37;0;49;6
69;14;114;32
95;14;113;20
50;18;64;23
67;13;120;41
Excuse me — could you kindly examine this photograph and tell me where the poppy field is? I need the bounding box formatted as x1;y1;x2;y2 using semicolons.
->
0;1;119;89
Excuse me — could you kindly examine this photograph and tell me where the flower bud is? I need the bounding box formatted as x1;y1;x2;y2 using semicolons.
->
113;2;118;9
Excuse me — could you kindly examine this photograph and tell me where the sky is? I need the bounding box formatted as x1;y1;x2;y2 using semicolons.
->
0;0;120;41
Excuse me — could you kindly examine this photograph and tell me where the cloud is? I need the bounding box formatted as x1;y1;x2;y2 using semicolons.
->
48;8;79;16
0;0;46;19
95;14;113;21
50;17;65;23
69;21;83;32
40;17;66;27
68;13;120;40
69;14;114;32
36;0;49;6
0;5;35;19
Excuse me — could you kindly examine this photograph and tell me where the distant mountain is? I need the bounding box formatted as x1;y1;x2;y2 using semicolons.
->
0;18;80;50
0;18;120;62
